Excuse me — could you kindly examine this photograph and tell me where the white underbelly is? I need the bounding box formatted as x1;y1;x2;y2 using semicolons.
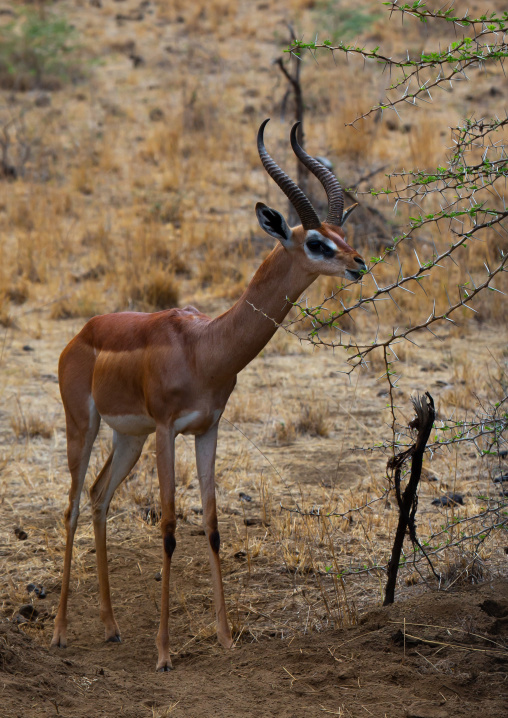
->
101;409;223;437
174;409;223;435
102;413;157;436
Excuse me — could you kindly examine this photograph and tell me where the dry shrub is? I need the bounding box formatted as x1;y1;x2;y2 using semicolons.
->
0;301;15;328
407;116;443;171
273;418;298;445
274;401;330;443
441;552;487;588
11;411;54;439
124;268;180;311
50;287;105;320
324;72;379;162
296;402;330;436
141;122;182;171
197;244;246;293
224;394;263;424
5;280;30;305
184;0;235;36
261;329;305;356
72;162;94;195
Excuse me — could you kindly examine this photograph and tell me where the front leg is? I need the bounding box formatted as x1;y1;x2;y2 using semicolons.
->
155;425;177;671
195;423;233;649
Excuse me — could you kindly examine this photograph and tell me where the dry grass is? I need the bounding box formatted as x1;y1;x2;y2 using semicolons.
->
0;0;506;652
10;410;54;440
274;400;331;443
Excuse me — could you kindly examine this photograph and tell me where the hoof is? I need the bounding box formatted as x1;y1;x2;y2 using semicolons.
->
106;634;122;643
156;662;174;672
218;635;234;650
51;637;67;649
51;629;67;649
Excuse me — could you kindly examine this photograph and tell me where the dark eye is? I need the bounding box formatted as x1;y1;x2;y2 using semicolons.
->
306;239;335;258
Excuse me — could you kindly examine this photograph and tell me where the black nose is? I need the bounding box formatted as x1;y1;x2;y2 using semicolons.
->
354;257;367;272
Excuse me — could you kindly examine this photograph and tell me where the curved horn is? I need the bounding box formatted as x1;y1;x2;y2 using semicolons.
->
257;119;320;230
290;122;344;226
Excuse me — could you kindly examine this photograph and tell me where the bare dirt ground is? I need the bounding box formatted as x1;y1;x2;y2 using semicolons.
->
1;578;507;718
1;320;507;717
0;0;507;716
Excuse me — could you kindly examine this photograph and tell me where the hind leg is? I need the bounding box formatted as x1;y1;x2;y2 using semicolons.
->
195;424;233;649
52;401;100;648
90;431;146;642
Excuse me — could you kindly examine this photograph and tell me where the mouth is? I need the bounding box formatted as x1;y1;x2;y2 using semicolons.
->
345;269;363;282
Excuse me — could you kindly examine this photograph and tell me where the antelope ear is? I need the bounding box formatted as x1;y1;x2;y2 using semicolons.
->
256;202;293;245
341;203;359;226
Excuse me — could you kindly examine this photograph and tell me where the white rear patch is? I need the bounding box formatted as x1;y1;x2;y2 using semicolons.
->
102;414;156;436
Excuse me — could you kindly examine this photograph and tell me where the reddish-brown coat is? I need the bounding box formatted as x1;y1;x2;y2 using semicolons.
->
52;211;366;670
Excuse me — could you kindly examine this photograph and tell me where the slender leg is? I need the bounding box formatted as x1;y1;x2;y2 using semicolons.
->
52;403;100;648
155;424;177;671
90;432;146;642
195;423;233;649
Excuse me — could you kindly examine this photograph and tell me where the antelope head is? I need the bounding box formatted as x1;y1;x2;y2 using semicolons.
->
256;119;367;282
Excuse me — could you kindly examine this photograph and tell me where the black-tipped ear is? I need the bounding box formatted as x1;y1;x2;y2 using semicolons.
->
255;202;293;244
341;203;358;226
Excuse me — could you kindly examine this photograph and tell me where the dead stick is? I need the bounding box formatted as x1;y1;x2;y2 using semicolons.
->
383;392;435;605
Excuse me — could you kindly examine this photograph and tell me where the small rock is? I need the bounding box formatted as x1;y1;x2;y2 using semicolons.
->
18;604;38;621
191;506;203;515
154;572;161;582
243;518;263;526
479;599;508;619
116;12;144;21
391;629;420;647
233;550;247;560
493;473;508;484
190;529;205;536
431;493;464;507
130;53;144;67
238;492;252;502
27;583;46;599
434;379;450;387
41;373;59;383
22;345;34;352
149;108;164;122
14;527;28;541
35;93;51;108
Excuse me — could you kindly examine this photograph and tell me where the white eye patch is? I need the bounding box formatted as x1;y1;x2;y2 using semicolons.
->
304;231;338;260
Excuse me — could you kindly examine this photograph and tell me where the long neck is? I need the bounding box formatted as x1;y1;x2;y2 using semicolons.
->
203;245;315;377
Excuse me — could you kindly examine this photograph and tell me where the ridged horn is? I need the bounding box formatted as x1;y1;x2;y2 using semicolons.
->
290;122;344;227
257;119;321;230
